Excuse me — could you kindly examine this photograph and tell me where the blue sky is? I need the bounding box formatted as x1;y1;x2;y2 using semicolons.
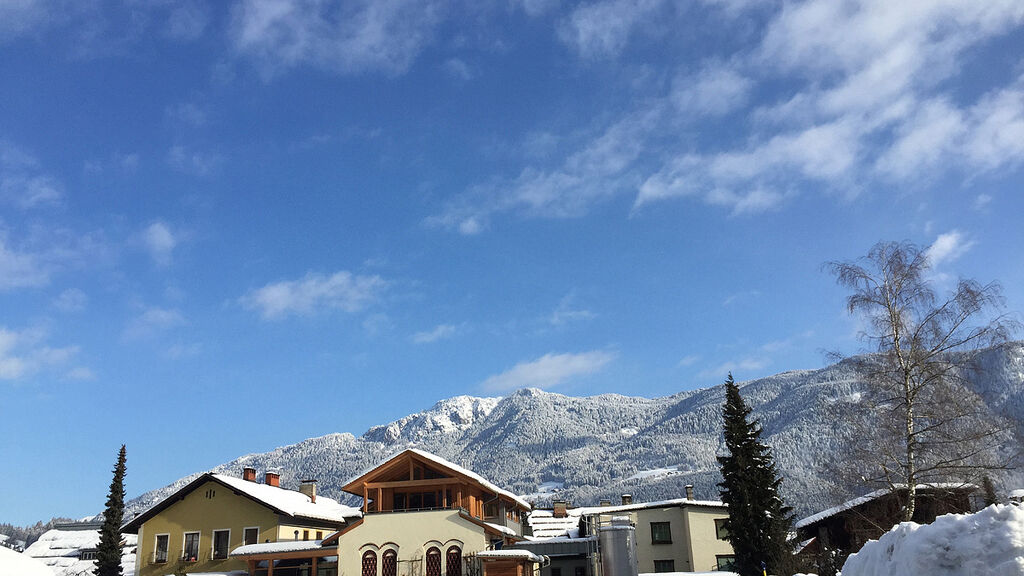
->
1;0;1023;525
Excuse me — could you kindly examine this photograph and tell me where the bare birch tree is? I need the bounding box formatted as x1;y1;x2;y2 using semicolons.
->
828;241;1017;521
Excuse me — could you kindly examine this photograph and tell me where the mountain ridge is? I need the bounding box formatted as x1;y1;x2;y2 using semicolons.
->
123;342;1024;520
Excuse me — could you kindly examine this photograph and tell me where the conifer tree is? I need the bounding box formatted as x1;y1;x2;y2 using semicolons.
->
717;374;795;576
95;445;126;576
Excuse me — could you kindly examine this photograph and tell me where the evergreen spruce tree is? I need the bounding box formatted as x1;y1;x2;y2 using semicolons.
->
94;445;126;576
717;374;795;576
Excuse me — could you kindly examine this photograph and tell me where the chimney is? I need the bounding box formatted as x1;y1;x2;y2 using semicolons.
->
300;479;317;503
599;499;612;507
621;494;632;505
243;467;257;482
553;500;568;518
265;471;280;487
685;485;694;500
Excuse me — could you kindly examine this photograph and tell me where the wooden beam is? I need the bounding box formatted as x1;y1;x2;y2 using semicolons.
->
364;478;459;489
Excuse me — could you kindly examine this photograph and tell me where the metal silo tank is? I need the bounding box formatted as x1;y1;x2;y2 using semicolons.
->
599;516;637;576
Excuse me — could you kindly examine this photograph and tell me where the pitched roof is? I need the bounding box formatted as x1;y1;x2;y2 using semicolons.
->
343;448;532;510
794;483;976;529
122;473;361;533
571;497;726;516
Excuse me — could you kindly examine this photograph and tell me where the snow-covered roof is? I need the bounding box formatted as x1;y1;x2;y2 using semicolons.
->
476;550;545;563
1008;488;1024;499
24;527;137;576
570;497;726;516
124;472;361;532
526;512;581;539
0;546;55;576
484;522;519;538
794;483;977;529
345;448;531;510
231;540;328;556
212;474;362;524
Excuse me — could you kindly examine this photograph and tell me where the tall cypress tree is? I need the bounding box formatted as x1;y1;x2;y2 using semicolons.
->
717;374;795;576
95;445;126;576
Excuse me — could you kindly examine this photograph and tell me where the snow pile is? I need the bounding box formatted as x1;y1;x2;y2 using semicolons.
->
0;546;55;576
842;504;1024;576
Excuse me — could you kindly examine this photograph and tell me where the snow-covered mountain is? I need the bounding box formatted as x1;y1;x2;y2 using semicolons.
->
124;342;1024;519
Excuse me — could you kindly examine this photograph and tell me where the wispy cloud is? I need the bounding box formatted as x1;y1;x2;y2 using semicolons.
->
926;230;975;268
0;237;49;290
480;350;616;392
548;293;596;326
167;145;222;176
52;288;88;312
0;325;79;381
677;354;700;367
143;222;178;266
672;62;754;117
230;0;444;77
558;0;670;59
412;323;458;344
122;307;188;341
240;270;387;320
1;141;62;209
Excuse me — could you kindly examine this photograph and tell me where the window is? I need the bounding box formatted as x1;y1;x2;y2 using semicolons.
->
317;531;324;540
650;522;672;544
426;547;442;576
304;530;310;541
213;530;230;560
79;550;97;560
446;546;462;576
716;556;736;571
362;551;377;576
653;560;675;573
714;519;729;540
383;550;398;576
243;527;259;546
154;534;169;563
183;532;200;562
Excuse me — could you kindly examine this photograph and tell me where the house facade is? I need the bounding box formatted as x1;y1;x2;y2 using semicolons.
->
230;449;539;576
122;468;361;576
519;490;735;575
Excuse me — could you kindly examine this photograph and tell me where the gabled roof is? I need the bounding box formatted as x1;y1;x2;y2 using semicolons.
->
122;473;361;533
343;448;531;510
794;483;976;529
571;497;726;516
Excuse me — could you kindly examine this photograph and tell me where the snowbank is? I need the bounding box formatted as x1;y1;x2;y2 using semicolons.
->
841;504;1024;576
0;546;55;576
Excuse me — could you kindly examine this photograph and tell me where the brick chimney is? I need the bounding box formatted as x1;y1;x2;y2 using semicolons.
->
621;494;632;505
685;485;694;500
599;499;612;507
553;499;568;518
243;467;257;482
299;479;317;503
265;471;280;487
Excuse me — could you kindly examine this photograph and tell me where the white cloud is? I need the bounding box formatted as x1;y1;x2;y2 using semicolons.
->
559;0;668;59
548;293;596;326
0;325;79;381
0;141;62;208
974;194;992;210
480;350;615;392
122;307;187;341
697;356;769;381
677;354;700;367
165;1;210;41
143;222;178;266
672;63;754;116
240;270;387;320
167;145;222;175
443;58;473;82
412;323;458;344
0;237;49;290
230;0;444;77
52;288;88;312
65;366;95;380
166;102;209;127
926;230;975;268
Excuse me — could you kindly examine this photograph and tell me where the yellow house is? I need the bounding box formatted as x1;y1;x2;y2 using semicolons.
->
233;449;541;576
122;468;361;576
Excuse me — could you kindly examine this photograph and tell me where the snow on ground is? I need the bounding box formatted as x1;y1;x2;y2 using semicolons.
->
841;504;1024;576
0;545;55;576
627;467;680;481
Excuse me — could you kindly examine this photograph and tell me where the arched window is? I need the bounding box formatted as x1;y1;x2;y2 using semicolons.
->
383;550;398;576
362;551;378;576
446;546;462;576
426;547;442;576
